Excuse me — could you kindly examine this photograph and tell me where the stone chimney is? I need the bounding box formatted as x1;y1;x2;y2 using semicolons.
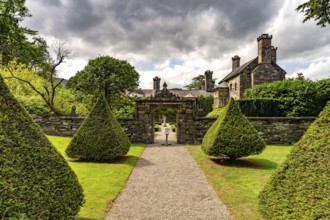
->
204;70;214;92
232;55;240;71
257;34;272;64
271;46;277;63
153;76;161;92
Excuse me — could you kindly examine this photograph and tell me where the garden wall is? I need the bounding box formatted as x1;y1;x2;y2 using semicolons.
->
35;116;315;145
193;117;315;144
34;116;144;143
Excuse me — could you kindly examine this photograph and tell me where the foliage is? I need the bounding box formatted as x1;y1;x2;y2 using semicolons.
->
244;78;329;116
49;136;144;220
206;107;225;118
67;55;139;104
238;98;284;117
202;98;266;160
153;108;176;123
184;74;205;90
194;95;213;117
1;63;90;116
296;0;330;27
66;94;131;161
0;0;48;66
0;75;84;219
189;145;293;220
258;102;330;219
111;93;136;118
154;124;160;132
171;124;176;132
1;41;71;115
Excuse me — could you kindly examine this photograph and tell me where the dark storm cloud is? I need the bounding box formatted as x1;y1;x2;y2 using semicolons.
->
24;0;282;63
24;0;330;85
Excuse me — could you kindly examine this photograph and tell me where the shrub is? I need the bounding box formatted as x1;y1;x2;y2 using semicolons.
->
202;98;266;160
66;94;131;161
237;98;284;117
258;102;330;219
0;75;84;219
194;95;213;117
154;124;160;132
243;78;328;116
170;124;176;132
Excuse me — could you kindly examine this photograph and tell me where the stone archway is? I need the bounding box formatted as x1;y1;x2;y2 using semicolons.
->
135;84;195;144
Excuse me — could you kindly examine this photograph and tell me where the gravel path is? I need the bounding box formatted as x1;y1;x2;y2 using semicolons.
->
106;126;232;220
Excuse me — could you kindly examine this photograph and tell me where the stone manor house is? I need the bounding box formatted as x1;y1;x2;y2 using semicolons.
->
131;34;286;107
214;34;286;107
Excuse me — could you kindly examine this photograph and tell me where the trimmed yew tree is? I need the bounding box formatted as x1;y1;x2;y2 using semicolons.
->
66;94;130;161
202;98;266;160
259;102;330;219
0;75;84;219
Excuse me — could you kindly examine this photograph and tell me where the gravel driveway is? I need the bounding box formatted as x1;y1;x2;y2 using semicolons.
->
106;127;232;220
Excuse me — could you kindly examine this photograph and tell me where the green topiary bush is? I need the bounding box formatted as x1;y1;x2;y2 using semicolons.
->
258;102;330;219
66;94;130;161
0;75;84;219
202;98;266;160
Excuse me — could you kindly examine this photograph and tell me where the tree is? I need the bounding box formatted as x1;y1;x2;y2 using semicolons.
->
0;0;48;66
259;102;330;219
0;74;84;218
67;56;139;105
296;0;330;27
66;94;131;161
1;42;70;115
202;98;266;160
184;74;205;90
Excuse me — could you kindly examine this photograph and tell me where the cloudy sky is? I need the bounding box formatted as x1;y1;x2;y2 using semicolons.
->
23;0;330;89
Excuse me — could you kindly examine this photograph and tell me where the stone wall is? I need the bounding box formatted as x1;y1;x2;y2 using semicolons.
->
248;117;315;144
192;117;315;145
35;116;144;143
35;116;315;145
34;116;84;137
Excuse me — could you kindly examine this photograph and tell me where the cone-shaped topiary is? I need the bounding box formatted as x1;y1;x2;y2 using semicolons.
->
66;94;130;161
258;102;330;219
202;98;266;160
0;75;84;219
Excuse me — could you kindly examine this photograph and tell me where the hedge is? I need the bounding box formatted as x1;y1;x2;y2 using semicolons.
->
258;102;330;219
202;98;266;160
0;75;84;219
66;94;130;161
238;98;284;117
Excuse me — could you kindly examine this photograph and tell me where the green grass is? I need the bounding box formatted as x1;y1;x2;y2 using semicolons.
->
48;136;144;220
188;145;293;220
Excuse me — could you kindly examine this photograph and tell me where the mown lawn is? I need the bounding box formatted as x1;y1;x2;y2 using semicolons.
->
188;145;293;220
48;136;144;220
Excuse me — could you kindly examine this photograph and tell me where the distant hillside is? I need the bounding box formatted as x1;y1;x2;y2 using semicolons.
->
56;78;68;85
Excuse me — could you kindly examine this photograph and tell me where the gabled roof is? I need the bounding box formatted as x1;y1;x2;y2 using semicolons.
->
219;57;257;83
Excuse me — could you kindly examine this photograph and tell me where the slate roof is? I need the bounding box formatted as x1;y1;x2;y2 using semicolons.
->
219;57;257;83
